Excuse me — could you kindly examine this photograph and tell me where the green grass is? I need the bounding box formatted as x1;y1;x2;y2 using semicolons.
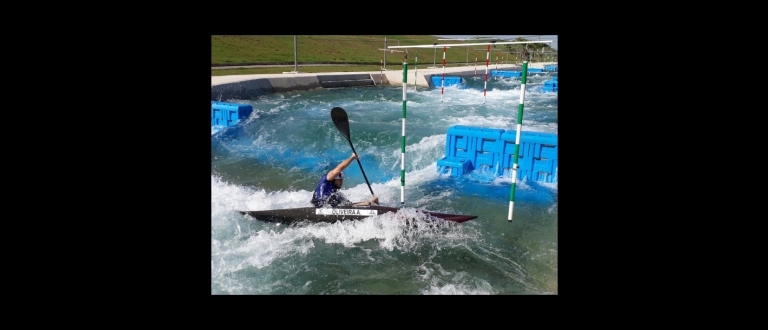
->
212;66;386;76
211;35;555;76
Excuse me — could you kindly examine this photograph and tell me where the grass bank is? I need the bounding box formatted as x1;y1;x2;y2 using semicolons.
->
211;35;553;76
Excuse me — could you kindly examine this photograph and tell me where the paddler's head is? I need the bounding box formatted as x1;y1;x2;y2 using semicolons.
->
333;171;344;189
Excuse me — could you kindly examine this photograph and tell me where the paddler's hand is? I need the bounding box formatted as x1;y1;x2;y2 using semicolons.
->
352;196;378;206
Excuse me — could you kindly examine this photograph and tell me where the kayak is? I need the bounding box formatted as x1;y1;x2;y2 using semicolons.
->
237;108;478;226
237;205;477;225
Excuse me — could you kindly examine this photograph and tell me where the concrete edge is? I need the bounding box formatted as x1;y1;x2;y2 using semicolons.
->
211;63;555;100
211;73;379;101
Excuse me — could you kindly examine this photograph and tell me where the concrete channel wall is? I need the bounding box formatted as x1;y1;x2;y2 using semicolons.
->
211;63;554;101
211;73;390;101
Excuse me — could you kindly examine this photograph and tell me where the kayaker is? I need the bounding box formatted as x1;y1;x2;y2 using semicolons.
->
311;153;379;207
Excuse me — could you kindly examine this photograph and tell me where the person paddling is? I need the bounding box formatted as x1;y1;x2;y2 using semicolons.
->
311;153;379;207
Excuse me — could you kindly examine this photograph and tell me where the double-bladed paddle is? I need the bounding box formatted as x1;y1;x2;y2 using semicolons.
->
331;107;375;196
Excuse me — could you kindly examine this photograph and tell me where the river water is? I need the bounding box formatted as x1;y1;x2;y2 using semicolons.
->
211;72;558;294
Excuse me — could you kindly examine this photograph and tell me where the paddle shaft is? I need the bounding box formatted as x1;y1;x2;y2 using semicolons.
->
331;107;375;196
346;140;375;196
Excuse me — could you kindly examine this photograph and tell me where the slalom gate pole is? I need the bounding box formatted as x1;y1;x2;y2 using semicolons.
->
474;54;478;78
293;35;298;73
440;46;446;102
483;44;490;104
380;57;383;85
400;58;408;205
383;37;387;70
413;51;418;90
508;61;528;223
495;53;499;80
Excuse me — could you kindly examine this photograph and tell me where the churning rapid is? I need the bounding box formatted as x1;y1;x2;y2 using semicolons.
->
212;72;558;294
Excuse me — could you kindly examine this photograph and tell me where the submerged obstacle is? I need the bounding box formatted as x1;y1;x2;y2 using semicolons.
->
491;70;522;78
542;76;558;93
436;125;558;183
212;101;252;127
430;76;464;87
490;67;545;78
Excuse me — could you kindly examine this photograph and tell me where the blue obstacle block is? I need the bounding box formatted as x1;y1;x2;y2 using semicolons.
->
211;101;253;127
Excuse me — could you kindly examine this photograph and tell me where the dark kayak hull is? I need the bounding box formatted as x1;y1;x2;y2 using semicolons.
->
237;205;477;225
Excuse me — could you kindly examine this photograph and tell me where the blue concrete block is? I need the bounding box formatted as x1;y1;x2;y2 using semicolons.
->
211;101;253;127
542;78;558;92
500;130;557;181
521;131;557;144
532;158;555;176
445;126;475;159
442;126;557;183
491;70;522;78
431;76;464;87
500;130;520;155
540;144;557;160
473;131;504;176
502;151;533;175
437;157;473;176
474;150;497;173
469;127;504;141
522;132;558;160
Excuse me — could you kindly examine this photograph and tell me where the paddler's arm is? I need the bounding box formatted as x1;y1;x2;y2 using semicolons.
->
352;196;379;206
326;153;359;181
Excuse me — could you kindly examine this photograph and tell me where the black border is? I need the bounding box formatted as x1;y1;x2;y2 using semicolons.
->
172;32;646;299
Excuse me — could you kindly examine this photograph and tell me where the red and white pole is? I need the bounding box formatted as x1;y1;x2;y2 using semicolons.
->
440;46;446;102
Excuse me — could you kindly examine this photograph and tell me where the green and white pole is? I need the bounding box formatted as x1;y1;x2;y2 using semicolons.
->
400;59;408;204
508;61;528;222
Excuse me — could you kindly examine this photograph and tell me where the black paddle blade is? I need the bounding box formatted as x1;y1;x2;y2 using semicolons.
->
330;106;374;196
331;107;351;141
